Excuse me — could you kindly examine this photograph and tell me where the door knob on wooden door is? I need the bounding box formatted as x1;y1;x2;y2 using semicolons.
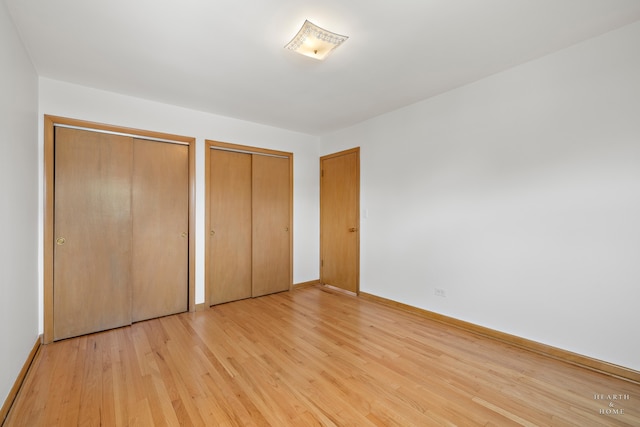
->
56;237;66;245
349;227;358;232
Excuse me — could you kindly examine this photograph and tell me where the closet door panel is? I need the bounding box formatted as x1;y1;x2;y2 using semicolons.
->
252;155;290;297
209;149;252;305
53;127;133;340
132;139;189;322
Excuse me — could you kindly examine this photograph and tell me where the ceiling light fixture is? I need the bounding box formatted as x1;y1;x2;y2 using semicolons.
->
285;20;348;60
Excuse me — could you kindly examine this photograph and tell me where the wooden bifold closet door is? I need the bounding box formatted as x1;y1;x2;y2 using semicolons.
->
53;127;188;341
132;138;189;322
54;128;133;340
209;150;253;305
208;146;291;306
251;155;290;297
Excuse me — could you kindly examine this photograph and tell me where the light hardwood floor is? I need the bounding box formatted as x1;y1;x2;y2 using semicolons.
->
6;285;639;426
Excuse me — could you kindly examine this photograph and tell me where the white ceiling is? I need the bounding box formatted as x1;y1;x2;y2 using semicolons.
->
6;0;640;135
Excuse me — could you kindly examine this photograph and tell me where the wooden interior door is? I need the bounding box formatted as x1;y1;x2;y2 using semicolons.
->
132;139;189;322
53;127;133;340
252;155;291;297
209;149;252;305
320;148;360;293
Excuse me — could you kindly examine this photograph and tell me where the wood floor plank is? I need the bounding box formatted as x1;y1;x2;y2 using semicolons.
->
6;285;640;426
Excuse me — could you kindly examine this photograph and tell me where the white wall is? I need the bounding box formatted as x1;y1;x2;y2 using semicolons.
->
38;78;321;325
321;22;640;371
0;0;39;408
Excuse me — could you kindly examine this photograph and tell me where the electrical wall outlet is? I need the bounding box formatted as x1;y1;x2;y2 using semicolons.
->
434;288;446;297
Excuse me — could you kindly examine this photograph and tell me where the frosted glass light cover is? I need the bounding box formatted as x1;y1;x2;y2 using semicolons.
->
285;20;348;60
